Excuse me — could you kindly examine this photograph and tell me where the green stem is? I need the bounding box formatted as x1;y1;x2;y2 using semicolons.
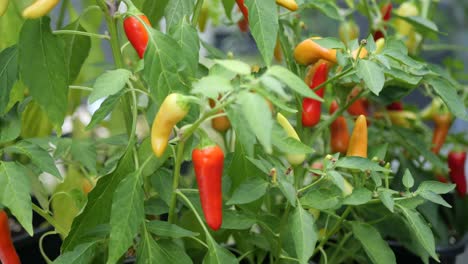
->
56;0;69;29
53;30;110;40
32;204;67;236
39;231;57;264
176;190;212;236
275;204;291;264
328;232;352;264
312;206;352;257
191;0;205;27
168;141;186;224
312;67;355;92
297;174;325;193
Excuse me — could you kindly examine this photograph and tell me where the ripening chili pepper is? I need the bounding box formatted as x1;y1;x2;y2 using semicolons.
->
329;101;350;154
374;110;417;128
276;0;298;11
192;144;224;231
347;88;369;117
339;21;359;45
347;115;367;158
277;113;306;165
294;38;337;65
22;0;59;19
373;3;393;40
0;211;20;264
431;113;452;154
151;93;190;157
375;38;385;54
274;37;283;63
0;0;9;17
420;98;443;120
302;62;328;127
209;99;231;133
304;59;330;87
124;15;152;59
448;151;467;197
351;47;368;60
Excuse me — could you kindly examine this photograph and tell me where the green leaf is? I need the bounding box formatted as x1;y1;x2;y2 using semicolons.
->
398;206;439;261
214;59;251;75
4;140;61;179
164;0;195;33
61;20;91;83
378;189;395;212
143;0;169;25
272;125;314;154
0;162;33;235
226;177;269;205
402;169;414;189
19;17;69;130
170;18;199;77
88;69;131;104
86;90;124;130
0;108;21;144
245;0;278;66
191;75;233;99
425;77;468;120
416;181;455;194
222;0;235;19
266;66;323;100
143;29;188;105
343;188;372;205
108;173;145;264
221;211;256;230
300;186;342;210
306;0;341;21
226;106;256;157
147;220;199;238
327;171;345;192
357;60;385;95
238;92;273;153
288;205;317;264
52;241;98;264
0;45;17;114
138;230;193;264
314;37;346;50
203;237;237;264
62;149;135;252
335;157;391;172
393;14;440;35
278;176;296;207
350;222;396;264
419;191;451;208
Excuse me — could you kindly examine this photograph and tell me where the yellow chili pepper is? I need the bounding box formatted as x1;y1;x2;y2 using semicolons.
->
276;113;306;165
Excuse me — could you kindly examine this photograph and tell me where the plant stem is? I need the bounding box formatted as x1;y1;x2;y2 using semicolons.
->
53;30;110;40
297;174;325;193
176;190;211;235
312;67;355;92
56;0;69;29
32;204;67;236
328;232;352;264
168;141;186;224
191;0;205;27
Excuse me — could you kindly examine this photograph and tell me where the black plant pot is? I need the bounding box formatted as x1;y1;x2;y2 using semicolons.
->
13;225;62;263
388;234;468;264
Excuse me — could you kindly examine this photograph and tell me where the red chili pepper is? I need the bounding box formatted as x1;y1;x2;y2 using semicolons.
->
236;0;249;23
448;151;467;197
435;174;448;183
374;3;393;40
431;113;452;154
302;62;328;127
124;14;152;59
347;88;369;117
329;101;350;154
0;211;20;264
192;144;224;231
386;101;403;111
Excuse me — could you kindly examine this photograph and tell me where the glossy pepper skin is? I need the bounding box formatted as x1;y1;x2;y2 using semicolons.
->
151;93;190;157
276;0;298;11
431;113;452;154
277;113;306;165
373;3;393;40
329;101;350;154
347;115;368;158
302;62;328;127
294;38;337;65
0;211;20;264
209;99;231;133
192;145;224;231
124;15;152;59
347;88;369;117
22;0;59;19
0;0;9;17
448;151;467;197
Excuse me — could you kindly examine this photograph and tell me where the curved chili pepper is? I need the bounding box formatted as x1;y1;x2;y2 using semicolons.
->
0;211;20;264
431;113;452;154
22;0;59;19
276;0;298;11
302;62;328;127
294;38;337;65
209;99;231;133
192;144;224;231
124;15;152;59
347;115;367;158
277;113;306;165
0;0;9;17
151;93;190;157
236;0;249;23
373;3;393;40
448;151;467;197
329;101;350;154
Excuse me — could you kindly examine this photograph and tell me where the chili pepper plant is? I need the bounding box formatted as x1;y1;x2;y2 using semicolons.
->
0;0;467;263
